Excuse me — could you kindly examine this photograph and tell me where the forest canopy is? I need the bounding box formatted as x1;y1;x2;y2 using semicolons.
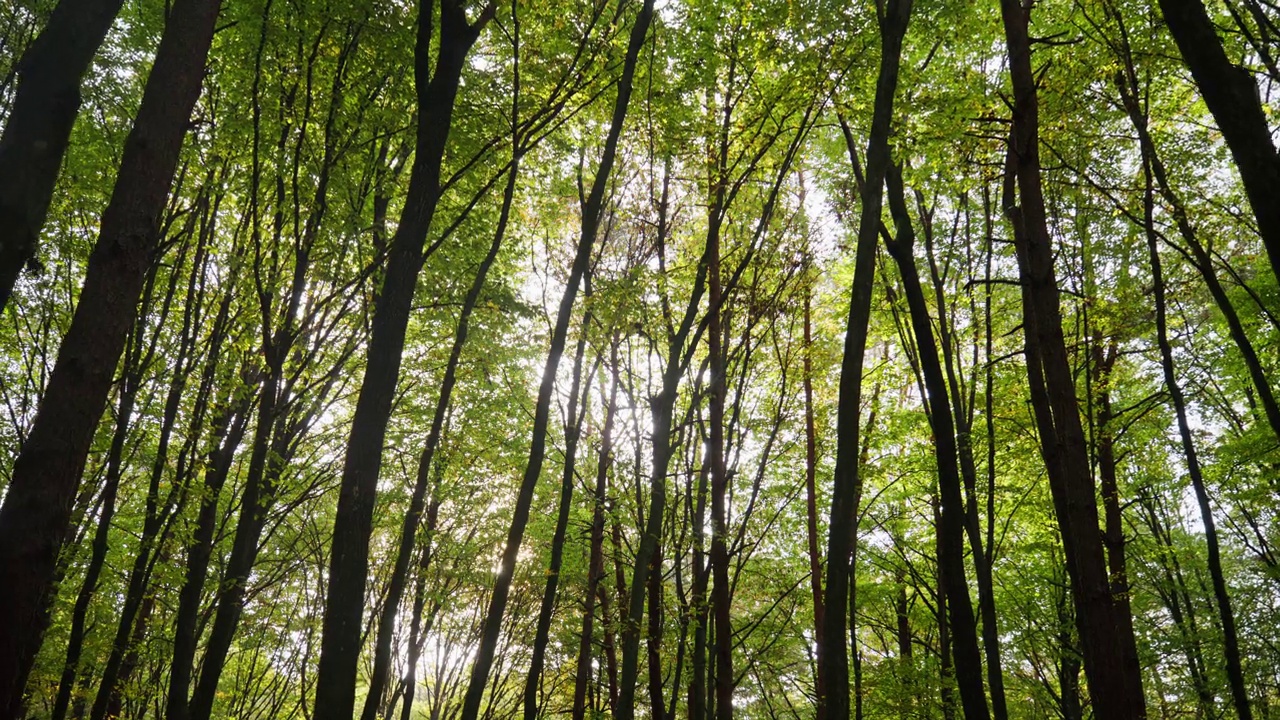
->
1;0;1279;719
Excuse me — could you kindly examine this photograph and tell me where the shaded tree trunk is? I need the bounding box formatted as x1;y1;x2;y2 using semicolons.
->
571;342;620;720
458;1;650;715
523;324;592;720
996;1;1146;716
883;164;991;720
1089;340;1146;718
1142;157;1253;720
0;0;125;308
1157;0;1280;286
312;2;490;718
0;0;223;708
363;84;521;720
819;4;912;719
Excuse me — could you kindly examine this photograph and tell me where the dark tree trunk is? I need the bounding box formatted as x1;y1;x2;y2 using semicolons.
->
646;541;667;720
707;136;734;720
1055;588;1083;720
312;3;488;718
0;0;222;710
803;289;825;650
690;451;711;720
920;192;1009;720
363;97;520;720
819;4;912;719
996;1;1146;716
1138;491;1217;716
0;0;125;308
50;232;191;720
1142;162;1253;720
572;343;620;720
883;165;991;720
459;1;650;714
1090;341;1146;717
1157;0;1280;286
164;381;257;720
523;327;591;720
894;566;913;719
1109;36;1280;460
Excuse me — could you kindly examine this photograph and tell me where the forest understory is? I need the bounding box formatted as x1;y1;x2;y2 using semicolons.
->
1;0;1279;719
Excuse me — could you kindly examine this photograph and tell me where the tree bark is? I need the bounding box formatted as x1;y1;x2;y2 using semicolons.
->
1142;157;1253;720
1157;0;1280;287
0;0;223;710
883;164;991;720
523;325;592;720
362;82;521;720
458;1;650;715
571;342;620;720
996;1;1147;716
312;3;489;718
0;0;125;308
819;4;912;719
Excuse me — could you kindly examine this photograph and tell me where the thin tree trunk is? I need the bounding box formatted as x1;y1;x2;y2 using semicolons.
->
707;127;734;720
883;164;990;720
803;286;825;653
1138;491;1217;716
0;0;125;308
523;325;592;720
1109;32;1280;460
920;193;1009;720
1142;156;1253;720
458;1;650;714
1055;585;1083;720
363;85;521;720
819;4;912;719
647;540;667;720
1090;341;1146;716
894;565;913;720
572;343;620;720
690;447;711;720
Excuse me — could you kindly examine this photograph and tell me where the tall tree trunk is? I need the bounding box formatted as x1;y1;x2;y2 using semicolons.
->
803;286;825;654
1055;585;1083;720
0;0;223;709
363;92;521;720
894;565;913;720
883;164;991;720
920;192;1009;720
1089;341;1146;717
819;4;912;719
1156;0;1280;286
1109;29;1280;459
1142;157;1253;720
395;492;443;720
690;447;711;720
50;233;190;720
523;325;592;720
164;380;257;720
0;0;125;308
312;3;489;718
1138;491;1217;717
996;1;1146;716
459;2;650;715
572;343;620;720
707;130;734;720
647;539;667;720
